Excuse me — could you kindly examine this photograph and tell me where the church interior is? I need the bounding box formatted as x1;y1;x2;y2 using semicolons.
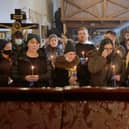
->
1;0;129;129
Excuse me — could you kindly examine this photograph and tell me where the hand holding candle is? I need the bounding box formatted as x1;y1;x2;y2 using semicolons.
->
111;64;116;74
81;51;85;58
69;65;78;85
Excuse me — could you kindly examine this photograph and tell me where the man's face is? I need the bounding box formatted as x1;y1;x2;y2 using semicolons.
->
77;29;88;43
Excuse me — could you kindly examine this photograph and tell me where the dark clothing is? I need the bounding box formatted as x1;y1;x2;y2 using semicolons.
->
12;51;51;87
44;45;63;61
52;56;80;87
88;50;123;86
76;43;95;86
0;56;12;86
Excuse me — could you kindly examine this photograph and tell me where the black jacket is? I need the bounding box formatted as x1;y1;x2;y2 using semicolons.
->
76;43;95;86
52;56;79;87
12;51;51;87
0;55;12;86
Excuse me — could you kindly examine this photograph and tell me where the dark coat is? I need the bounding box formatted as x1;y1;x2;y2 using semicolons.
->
0;55;12;86
12;51;51;87
52;56;80;87
76;43;95;86
88;50;123;86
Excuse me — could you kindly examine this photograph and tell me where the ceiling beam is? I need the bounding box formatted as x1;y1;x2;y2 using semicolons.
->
62;17;129;21
67;0;102;18
66;0;99;18
110;8;129;18
109;0;128;9
103;0;107;18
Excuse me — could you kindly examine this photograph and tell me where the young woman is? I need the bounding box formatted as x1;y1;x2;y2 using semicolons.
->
12;34;51;87
0;39;13;86
88;38;123;86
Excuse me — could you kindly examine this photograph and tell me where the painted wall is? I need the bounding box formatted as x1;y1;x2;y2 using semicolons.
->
0;0;52;25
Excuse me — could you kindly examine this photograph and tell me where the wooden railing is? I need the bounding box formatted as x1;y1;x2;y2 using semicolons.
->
0;86;129;129
0;86;129;101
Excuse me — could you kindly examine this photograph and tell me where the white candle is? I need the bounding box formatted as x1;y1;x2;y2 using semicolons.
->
111;64;116;87
31;65;35;75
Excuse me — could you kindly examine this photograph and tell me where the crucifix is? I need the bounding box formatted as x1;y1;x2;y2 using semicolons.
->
0;9;39;35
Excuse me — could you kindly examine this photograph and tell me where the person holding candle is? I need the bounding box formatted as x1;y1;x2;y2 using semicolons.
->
75;27;95;86
88;38;123;86
52;41;79;87
0;39;13;86
43;34;64;62
12;33;51;87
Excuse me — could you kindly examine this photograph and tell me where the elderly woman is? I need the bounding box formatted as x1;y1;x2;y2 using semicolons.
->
88;38;123;86
44;34;64;63
12;34;51;87
0;39;13;86
52;41;79;87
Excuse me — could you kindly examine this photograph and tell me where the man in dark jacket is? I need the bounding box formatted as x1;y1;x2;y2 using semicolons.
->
76;27;95;86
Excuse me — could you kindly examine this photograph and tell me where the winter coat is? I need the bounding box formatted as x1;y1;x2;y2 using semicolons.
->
52;56;80;87
0;55;12;86
11;50;51;87
76;43;95;86
88;50;123;86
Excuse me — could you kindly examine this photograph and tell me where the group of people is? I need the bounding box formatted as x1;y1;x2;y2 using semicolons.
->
0;27;129;87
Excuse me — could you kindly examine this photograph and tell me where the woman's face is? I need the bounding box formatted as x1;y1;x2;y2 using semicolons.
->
65;52;76;62
4;42;12;51
49;37;58;48
104;43;113;55
27;38;40;52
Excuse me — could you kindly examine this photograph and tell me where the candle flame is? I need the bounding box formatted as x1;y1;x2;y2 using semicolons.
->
50;55;54;60
111;64;116;72
31;65;34;70
116;50;120;54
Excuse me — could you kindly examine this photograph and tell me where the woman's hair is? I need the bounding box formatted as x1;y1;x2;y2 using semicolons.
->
99;38;113;54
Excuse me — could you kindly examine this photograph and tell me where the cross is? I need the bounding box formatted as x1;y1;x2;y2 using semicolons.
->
0;9;39;35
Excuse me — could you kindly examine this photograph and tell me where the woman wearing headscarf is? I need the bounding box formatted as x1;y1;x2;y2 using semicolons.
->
52;41;80;87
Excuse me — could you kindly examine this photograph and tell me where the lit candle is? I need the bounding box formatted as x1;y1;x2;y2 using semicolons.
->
50;55;54;61
112;65;116;74
73;66;77;71
116;50;120;55
111;64;116;87
31;65;35;75
81;51;85;58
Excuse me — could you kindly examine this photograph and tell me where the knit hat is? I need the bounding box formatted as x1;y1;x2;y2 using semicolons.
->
26;33;40;44
64;41;76;54
48;34;58;41
0;39;9;51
